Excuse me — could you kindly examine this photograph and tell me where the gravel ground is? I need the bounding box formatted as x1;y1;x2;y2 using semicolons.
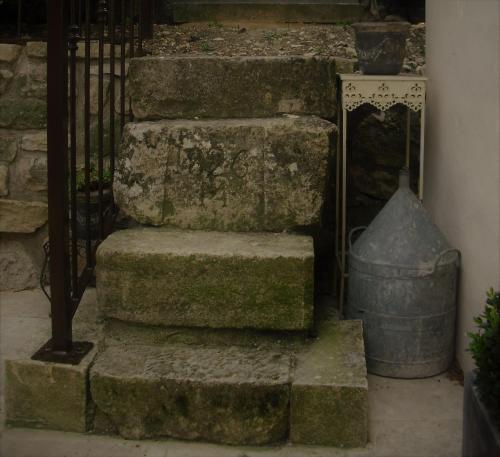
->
145;22;425;74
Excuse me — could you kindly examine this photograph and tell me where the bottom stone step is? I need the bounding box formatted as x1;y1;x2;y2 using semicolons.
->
89;320;368;447
90;344;292;445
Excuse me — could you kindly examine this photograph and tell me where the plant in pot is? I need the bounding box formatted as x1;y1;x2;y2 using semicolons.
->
463;288;500;457
74;165;113;241
352;20;411;75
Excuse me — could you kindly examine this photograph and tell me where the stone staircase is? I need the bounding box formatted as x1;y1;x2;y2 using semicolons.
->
90;51;368;447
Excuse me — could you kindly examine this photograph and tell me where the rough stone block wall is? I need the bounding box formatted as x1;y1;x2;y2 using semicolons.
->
0;41;124;291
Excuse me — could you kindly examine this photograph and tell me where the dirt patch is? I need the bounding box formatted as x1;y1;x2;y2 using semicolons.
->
145;22;425;74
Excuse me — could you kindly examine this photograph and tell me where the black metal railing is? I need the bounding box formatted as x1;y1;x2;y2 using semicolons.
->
30;0;154;362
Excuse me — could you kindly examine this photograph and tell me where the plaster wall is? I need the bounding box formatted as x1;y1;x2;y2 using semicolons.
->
425;0;500;372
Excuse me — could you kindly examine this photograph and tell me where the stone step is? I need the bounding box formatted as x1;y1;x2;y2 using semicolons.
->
90;344;292;444
114;116;335;231
96;228;314;331
158;1;364;24
88;319;368;446
129;56;337;120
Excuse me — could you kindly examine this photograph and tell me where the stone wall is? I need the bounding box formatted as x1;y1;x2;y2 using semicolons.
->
0;41;124;291
0;42;48;291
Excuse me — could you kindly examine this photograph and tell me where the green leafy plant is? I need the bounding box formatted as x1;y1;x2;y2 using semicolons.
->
200;41;213;53
75;166;112;192
468;288;500;425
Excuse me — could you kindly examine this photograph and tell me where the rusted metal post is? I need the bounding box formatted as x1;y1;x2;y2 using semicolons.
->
47;0;72;352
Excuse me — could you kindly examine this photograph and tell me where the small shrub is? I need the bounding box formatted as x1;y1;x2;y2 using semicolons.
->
468;288;500;425
75;166;112;192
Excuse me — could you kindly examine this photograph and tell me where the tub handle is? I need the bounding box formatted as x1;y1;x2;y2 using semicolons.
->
349;226;368;251
429;248;461;275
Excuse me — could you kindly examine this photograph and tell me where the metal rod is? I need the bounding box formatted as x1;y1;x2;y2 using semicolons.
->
84;0;92;266
129;0;135;121
69;0;79;295
406;107;411;169
120;0;126;132
109;0;116;179
47;0;72;352
138;0;143;56
419;107;426;200
98;0;107;240
339;107;348;316
334;82;341;298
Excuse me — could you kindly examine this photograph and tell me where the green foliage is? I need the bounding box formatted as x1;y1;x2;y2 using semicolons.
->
75;165;112;192
208;20;223;29
468;288;500;424
200;42;213;52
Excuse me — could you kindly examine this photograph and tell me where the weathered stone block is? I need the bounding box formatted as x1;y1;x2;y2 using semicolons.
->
0;238;39;290
21;131;47;153
115;117;334;231
90;343;291;444
97;228;314;331
26;42;47;59
5;346;97;432
170;2;364;24
129;56;337;119
0;98;47;129
0;69;14;94
13;153;48;192
0;131;18;162
0;199;47;233
0;163;8;196
0;44;22;63
290;320;368;447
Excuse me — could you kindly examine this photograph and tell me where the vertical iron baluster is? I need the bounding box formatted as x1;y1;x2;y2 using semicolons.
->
84;0;92;266
47;0;72;351
138;0;143;56
98;0;107;240
109;0;116;181
120;0;126;133
17;0;22;38
69;0;79;298
129;0;135;59
129;0;135;121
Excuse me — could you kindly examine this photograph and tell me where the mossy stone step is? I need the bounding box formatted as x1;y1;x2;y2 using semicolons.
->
90;343;292;444
114;116;335;231
88;319;368;446
96;228;314;331
165;1;365;25
129;56;337;120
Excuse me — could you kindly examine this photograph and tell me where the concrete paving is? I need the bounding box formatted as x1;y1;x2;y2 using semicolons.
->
0;289;464;457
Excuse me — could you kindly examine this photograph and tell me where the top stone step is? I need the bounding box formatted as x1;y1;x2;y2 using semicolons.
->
129;56;337;120
159;0;364;24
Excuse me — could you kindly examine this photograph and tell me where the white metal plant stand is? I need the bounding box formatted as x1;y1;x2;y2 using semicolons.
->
336;74;427;312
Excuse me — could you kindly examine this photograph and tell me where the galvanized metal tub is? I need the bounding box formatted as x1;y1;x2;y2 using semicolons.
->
345;170;460;379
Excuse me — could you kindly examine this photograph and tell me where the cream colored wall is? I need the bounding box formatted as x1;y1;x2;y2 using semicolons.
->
425;0;500;372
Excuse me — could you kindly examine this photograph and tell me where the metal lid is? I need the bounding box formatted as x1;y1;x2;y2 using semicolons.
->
351;170;451;269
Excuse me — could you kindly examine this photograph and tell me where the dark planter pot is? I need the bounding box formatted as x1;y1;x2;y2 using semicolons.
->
76;188;112;240
352;22;411;75
463;371;500;457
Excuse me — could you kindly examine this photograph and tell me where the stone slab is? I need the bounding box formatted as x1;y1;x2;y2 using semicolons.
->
129;56;337;119
170;2;364;24
0;199;47;233
5;346;97;433
0;44;22;63
0;98;47;130
96;228;314;331
114;116;335;231
90;343;291;444
290;319;369;447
